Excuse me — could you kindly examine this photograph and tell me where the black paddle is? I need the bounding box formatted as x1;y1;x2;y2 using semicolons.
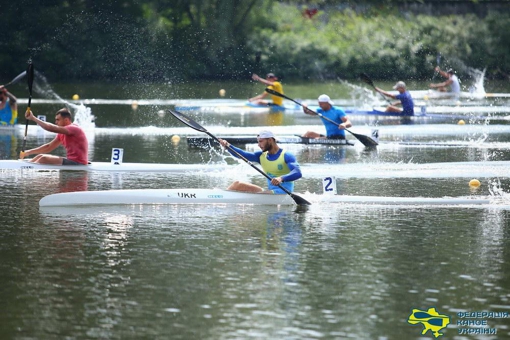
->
264;88;378;147
4;70;27;87
359;73;392;105
21;60;34;154
433;53;441;79
250;51;261;97
167;108;311;205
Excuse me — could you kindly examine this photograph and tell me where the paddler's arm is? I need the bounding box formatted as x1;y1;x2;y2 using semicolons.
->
0;86;17;106
218;139;260;162
20;137;61;159
302;104;316;116
374;87;396;99
252;74;275;87
248;91;268;102
338;114;352;130
25;109;70;134
281;153;302;182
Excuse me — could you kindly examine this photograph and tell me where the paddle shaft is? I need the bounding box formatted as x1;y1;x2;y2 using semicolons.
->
4;71;27;87
359;73;392;104
433;53;441;79
22;62;34;152
250;51;262;97
264;88;378;146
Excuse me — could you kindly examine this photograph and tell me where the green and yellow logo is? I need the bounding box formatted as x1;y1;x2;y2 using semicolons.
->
408;307;450;338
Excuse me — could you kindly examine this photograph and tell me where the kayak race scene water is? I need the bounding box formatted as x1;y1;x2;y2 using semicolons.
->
3;2;510;339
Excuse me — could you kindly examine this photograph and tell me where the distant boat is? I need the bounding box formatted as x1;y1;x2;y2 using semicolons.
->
187;135;355;147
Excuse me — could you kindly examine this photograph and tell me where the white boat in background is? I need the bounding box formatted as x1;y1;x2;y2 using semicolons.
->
347;106;510;117
0;159;227;172
187;135;355;147
409;89;510;100
38;188;492;207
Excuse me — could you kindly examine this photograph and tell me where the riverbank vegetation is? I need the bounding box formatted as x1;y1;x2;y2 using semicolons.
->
2;1;508;83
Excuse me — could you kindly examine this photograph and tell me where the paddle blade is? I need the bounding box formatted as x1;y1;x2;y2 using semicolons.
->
6;71;26;86
27;61;34;97
290;193;311;205
436;53;441;66
360;73;375;88
168;108;207;133
346;129;378;147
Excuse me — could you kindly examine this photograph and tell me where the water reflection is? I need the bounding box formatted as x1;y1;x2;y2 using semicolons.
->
58;171;89;193
0;131;17;159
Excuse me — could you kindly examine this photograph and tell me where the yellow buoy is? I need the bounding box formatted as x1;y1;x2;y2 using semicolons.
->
131;100;139;110
72;94;80;100
219;89;226;97
458;120;465;125
469;179;481;188
423;95;429;101
171;135;181;144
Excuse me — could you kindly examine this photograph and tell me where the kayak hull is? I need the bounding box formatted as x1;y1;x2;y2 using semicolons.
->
38;188;491;207
0;160;227;172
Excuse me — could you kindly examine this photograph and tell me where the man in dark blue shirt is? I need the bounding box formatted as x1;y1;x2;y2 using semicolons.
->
375;81;415;115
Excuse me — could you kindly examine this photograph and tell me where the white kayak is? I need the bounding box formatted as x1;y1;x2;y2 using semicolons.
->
0;159;227;172
38;188;491;207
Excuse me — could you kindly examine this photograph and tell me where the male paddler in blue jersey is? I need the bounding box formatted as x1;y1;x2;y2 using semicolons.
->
218;131;302;194
302;94;352;139
0;85;18;126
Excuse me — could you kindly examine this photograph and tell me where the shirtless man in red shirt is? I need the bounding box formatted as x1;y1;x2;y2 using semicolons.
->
20;108;88;165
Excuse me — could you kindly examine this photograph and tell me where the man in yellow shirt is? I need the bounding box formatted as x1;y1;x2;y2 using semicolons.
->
248;73;284;107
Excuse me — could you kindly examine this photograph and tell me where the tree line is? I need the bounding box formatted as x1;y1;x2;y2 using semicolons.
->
1;0;508;83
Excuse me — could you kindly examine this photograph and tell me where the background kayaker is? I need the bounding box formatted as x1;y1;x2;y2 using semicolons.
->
248;73;284;107
20;108;89;165
0;85;18;126
302;94;352;139
375;81;415;115
429;67;461;97
218;130;302;194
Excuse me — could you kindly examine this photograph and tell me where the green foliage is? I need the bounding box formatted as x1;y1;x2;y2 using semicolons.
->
247;3;509;80
0;0;508;83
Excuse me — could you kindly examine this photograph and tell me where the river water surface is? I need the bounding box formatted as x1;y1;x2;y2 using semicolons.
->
2;80;510;339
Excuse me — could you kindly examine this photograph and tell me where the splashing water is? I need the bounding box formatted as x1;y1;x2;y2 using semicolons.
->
33;70;95;129
338;78;380;109
467;67;486;95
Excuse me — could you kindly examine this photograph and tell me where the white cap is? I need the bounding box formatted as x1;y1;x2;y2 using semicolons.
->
257;130;275;139
393;81;406;89
318;94;334;105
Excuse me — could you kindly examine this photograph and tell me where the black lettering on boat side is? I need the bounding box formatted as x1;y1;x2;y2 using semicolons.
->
178;192;197;198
